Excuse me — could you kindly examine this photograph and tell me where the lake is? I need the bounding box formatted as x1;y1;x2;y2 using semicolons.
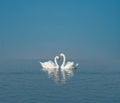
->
0;59;120;103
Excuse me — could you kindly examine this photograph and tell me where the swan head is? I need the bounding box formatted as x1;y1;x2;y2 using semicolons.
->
60;53;65;57
59;53;65;59
56;56;60;60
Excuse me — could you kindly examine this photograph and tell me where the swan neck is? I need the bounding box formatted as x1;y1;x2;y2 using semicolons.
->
54;57;58;67
62;54;66;67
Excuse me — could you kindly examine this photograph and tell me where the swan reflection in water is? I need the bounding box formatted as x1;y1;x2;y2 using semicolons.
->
41;67;59;81
40;53;79;83
41;67;77;83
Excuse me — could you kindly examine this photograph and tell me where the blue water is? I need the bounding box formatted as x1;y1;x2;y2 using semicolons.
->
0;60;120;103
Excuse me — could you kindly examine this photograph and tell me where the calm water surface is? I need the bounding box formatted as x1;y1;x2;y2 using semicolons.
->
0;60;120;103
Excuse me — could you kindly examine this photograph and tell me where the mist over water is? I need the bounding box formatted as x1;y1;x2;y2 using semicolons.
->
0;59;120;103
0;0;120;102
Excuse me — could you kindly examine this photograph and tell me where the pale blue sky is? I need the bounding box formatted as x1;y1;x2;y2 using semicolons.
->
0;0;120;62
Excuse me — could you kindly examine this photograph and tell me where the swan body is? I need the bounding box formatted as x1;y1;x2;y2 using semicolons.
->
60;53;79;70
40;56;59;69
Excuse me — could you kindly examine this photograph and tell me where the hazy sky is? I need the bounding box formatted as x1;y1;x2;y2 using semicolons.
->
0;0;120;62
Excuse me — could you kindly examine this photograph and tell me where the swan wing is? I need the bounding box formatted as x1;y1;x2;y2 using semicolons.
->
66;61;73;65
40;61;53;68
44;60;56;68
66;61;74;66
65;61;74;68
40;62;48;68
48;60;55;66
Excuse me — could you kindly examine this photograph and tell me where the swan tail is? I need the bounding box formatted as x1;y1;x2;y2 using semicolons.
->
40;62;46;68
40;62;43;65
74;63;79;69
76;63;79;67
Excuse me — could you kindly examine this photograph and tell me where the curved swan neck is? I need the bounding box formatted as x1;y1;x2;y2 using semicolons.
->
61;54;66;67
54;57;59;67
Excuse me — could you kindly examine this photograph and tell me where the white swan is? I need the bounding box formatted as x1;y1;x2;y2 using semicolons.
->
40;56;60;69
60;53;79;70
